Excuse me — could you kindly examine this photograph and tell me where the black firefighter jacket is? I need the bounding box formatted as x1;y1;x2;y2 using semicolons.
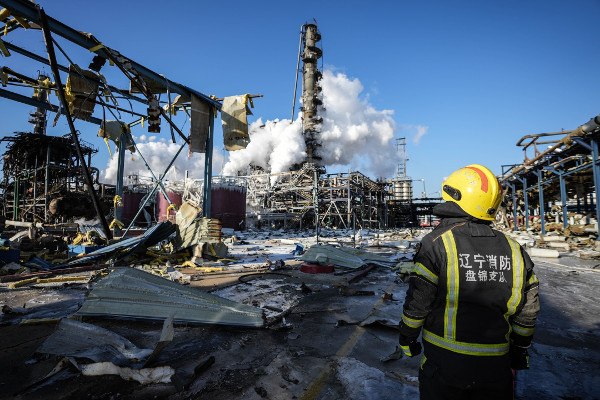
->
399;202;540;386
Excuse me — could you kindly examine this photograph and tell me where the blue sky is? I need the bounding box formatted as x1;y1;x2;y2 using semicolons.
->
2;0;599;197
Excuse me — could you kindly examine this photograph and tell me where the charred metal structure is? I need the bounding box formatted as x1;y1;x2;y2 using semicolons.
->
500;114;600;238
0;132;107;222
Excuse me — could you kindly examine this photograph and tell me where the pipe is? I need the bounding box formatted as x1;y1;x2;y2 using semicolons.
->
291;24;304;123
5;220;44;228
502;113;600;183
2;41;147;105
0;88;103;125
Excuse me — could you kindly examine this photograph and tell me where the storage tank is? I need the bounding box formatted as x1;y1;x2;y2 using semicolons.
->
156;190;183;223
211;178;247;230
121;191;147;226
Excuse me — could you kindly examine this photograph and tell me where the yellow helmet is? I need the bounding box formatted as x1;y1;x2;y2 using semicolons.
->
441;164;503;221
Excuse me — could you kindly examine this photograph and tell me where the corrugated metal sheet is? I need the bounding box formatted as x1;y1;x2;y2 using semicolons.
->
177;218;222;249
55;221;176;268
79;224;107;239
342;247;396;267
175;202;222;249
300;245;395;269
76;267;265;327
300;245;366;269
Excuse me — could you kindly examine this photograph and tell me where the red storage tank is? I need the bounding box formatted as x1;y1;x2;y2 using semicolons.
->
156;190;183;223
121;192;147;226
210;181;246;230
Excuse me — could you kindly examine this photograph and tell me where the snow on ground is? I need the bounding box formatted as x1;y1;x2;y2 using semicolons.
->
516;256;600;399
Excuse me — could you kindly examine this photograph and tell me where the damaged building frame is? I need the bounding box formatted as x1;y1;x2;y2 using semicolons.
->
0;0;221;238
500;113;600;239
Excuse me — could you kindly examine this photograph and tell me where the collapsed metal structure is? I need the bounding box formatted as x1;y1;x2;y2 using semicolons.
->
0;132;103;223
0;0;221;238
500;114;600;237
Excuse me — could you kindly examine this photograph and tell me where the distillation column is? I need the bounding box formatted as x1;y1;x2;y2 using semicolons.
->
301;23;323;164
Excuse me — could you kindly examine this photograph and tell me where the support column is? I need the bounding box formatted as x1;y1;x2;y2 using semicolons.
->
314;167;319;243
13;178;19;221
202;112;215;218
592;137;600;240
39;8;112;240
114;137;126;235
347;178;351;227
538;170;545;234
523;177;529;229
559;172;568;230
44;145;50;221
510;183;518;231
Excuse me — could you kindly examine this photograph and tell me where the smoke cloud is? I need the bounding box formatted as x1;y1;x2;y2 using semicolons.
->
222;70;398;178
100;136;225;184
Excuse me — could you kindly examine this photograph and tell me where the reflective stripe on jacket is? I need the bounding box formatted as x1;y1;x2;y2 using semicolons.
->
400;217;539;357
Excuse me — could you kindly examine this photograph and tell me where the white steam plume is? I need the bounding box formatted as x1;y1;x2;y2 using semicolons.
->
223;118;306;176
222;70;398;178
100;137;225;184
319;70;397;177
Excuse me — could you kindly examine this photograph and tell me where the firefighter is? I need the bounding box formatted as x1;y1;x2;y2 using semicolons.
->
399;164;540;400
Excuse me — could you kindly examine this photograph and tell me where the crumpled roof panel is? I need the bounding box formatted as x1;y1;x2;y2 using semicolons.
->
76;267;265;327
300;244;394;269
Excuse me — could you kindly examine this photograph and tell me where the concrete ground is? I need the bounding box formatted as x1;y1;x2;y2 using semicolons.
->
1;235;599;400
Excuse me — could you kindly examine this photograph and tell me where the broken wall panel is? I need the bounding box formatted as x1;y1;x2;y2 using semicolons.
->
76;267;265;327
190;93;210;153
65;65;99;121
57;221;176;268
221;95;250;151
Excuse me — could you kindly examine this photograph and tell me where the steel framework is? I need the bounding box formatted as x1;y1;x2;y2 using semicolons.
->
0;0;220;237
500;114;600;238
242;165;439;231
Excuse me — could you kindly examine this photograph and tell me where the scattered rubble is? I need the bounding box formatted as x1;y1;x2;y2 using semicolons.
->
1;215;599;398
